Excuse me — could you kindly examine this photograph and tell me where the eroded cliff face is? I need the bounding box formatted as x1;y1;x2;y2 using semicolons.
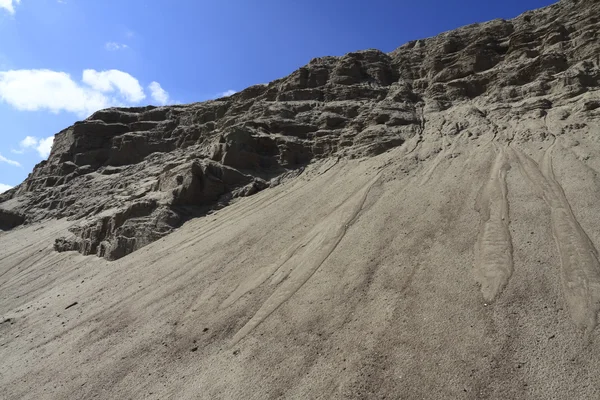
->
1;0;599;260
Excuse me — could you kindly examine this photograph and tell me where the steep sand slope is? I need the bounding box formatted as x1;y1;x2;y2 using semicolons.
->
3;125;600;398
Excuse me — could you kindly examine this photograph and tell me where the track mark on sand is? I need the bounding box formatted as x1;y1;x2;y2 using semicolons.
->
512;142;600;336
419;132;466;186
474;146;514;302
227;174;381;345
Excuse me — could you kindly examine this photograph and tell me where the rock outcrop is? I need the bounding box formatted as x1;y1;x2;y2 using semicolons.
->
1;0;599;260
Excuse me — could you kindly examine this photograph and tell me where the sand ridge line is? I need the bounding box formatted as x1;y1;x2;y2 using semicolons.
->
219;141;423;315
224;132;441;344
419;131;467;186
0;221;73;286
228;173;383;345
474;144;514;302
0;221;72;265
512;142;600;336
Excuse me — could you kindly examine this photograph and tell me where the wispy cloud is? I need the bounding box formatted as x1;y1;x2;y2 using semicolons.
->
105;42;129;51
15;136;54;158
0;153;21;167
148;81;170;105
0;183;13;193
0;0;20;14
219;89;237;98
0;69;154;117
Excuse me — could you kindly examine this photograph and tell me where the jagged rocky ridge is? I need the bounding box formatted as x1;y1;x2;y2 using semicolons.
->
1;0;599;260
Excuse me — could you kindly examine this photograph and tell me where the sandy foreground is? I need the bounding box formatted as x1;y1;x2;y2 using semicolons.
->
2;122;600;399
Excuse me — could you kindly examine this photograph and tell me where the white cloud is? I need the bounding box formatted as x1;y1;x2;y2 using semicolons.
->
0;69;149;117
20;136;38;148
148;81;169;105
105;42;129;51
0;183;13;193
219;89;237;97
82;69;145;103
0;153;21;167
36;136;54;158
0;0;20;14
15;135;54;158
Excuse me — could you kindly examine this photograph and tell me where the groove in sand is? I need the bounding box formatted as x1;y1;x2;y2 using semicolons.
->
419;132;466;186
474;145;514;302
512;142;600;336
227;174;381;345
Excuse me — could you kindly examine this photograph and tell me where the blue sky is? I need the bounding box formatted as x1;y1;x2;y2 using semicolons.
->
0;0;556;192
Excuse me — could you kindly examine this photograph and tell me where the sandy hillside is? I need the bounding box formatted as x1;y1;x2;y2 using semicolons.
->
2;0;600;398
3;127;600;398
